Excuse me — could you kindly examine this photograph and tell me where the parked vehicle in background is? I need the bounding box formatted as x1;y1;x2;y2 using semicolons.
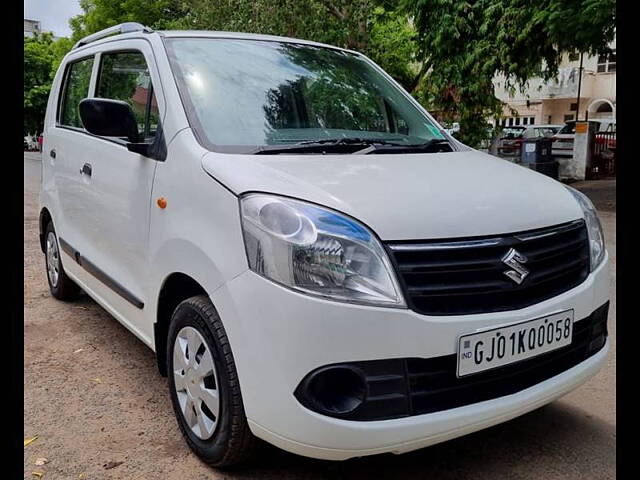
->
497;126;525;156
498;125;562;157
551;119;616;157
40;24;610;467
523;124;563;139
24;135;39;151
444;122;460;136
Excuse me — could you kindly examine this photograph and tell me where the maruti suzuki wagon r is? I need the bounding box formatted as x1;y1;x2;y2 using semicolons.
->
39;23;610;467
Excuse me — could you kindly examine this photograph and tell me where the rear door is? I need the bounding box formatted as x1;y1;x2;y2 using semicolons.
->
46;55;97;259
76;41;164;329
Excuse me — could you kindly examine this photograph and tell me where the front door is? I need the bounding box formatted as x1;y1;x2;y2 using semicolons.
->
77;43;164;336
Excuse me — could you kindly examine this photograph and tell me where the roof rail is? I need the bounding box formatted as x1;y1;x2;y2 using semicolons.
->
72;22;153;49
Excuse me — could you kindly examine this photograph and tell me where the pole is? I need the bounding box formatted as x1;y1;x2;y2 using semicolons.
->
576;52;584;121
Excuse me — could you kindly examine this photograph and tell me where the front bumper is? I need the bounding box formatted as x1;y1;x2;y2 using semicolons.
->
210;254;609;460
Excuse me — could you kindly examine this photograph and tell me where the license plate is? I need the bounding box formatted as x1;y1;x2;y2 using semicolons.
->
457;310;574;377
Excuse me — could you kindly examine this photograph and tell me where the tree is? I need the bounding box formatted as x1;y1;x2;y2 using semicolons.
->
163;0;420;90
69;0;178;41
404;0;616;146
65;0;616;148
24;32;74;135
68;0;422;91
24;34;58;135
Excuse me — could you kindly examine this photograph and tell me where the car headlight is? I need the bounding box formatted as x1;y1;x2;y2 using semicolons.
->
565;186;605;271
240;194;405;307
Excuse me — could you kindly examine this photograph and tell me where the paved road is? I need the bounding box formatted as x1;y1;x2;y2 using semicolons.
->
24;153;615;479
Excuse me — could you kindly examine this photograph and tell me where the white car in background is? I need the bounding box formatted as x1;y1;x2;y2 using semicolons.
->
523;124;563;139
497;124;562;156
444;122;460;136
24;135;38;151
552;119;616;157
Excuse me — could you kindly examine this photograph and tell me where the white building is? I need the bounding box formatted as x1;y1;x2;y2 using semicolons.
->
24;18;60;40
493;38;616;127
24;18;41;37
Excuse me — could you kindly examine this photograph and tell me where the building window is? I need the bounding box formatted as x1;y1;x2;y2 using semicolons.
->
515;117;520;125
570;103;578;111
564;114;575;122
568;51;579;62
529;116;535;125
508;117;514;126
597;50;616;73
522;117;528;125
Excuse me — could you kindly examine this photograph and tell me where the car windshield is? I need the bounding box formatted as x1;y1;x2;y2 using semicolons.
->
534;127;560;137
164;38;445;153
501;127;525;138
559;122;576;134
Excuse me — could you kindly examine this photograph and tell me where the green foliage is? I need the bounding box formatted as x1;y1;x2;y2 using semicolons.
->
69;0;176;41
49;0;616;148
405;0;616;146
164;1;368;50
263;44;390;133
67;0;422;115
367;6;418;89
24;33;73;134
163;0;420;87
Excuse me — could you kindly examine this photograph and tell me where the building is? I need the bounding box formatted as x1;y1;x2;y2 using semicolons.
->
492;38;616;127
24;18;41;37
24;18;60;40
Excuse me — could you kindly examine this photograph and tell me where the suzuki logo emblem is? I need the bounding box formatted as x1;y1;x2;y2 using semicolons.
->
502;248;529;285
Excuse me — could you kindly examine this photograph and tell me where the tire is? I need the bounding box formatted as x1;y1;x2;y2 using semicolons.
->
44;221;80;300
167;295;257;467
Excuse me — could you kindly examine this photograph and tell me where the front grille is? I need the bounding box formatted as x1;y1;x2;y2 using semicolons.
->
294;302;609;421
386;220;590;316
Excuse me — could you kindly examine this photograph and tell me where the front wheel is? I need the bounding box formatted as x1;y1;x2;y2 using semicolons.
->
167;295;256;467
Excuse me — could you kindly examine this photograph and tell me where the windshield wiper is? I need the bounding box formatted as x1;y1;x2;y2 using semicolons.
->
251;137;403;155
297;137;401;146
352;138;452;154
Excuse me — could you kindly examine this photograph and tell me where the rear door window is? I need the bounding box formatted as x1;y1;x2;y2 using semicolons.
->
96;51;159;140
59;56;95;128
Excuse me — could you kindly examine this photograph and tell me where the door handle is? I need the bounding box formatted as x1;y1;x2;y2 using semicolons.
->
49;149;56;159
80;163;92;177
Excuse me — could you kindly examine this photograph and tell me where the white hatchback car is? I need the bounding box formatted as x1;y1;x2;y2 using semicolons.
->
552;119;616;157
40;24;610;467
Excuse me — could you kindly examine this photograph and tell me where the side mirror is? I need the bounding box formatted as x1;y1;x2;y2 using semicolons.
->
79;98;139;143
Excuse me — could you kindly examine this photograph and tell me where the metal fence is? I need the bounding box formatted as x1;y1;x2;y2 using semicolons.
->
590;131;616;178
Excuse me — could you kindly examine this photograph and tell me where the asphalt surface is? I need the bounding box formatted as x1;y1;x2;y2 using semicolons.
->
24;152;616;479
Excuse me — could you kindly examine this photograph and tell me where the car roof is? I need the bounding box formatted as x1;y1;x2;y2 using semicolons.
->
156;30;355;54
70;28;358;57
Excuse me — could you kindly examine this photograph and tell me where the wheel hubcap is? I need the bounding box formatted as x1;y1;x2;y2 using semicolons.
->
173;326;220;440
46;232;60;287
